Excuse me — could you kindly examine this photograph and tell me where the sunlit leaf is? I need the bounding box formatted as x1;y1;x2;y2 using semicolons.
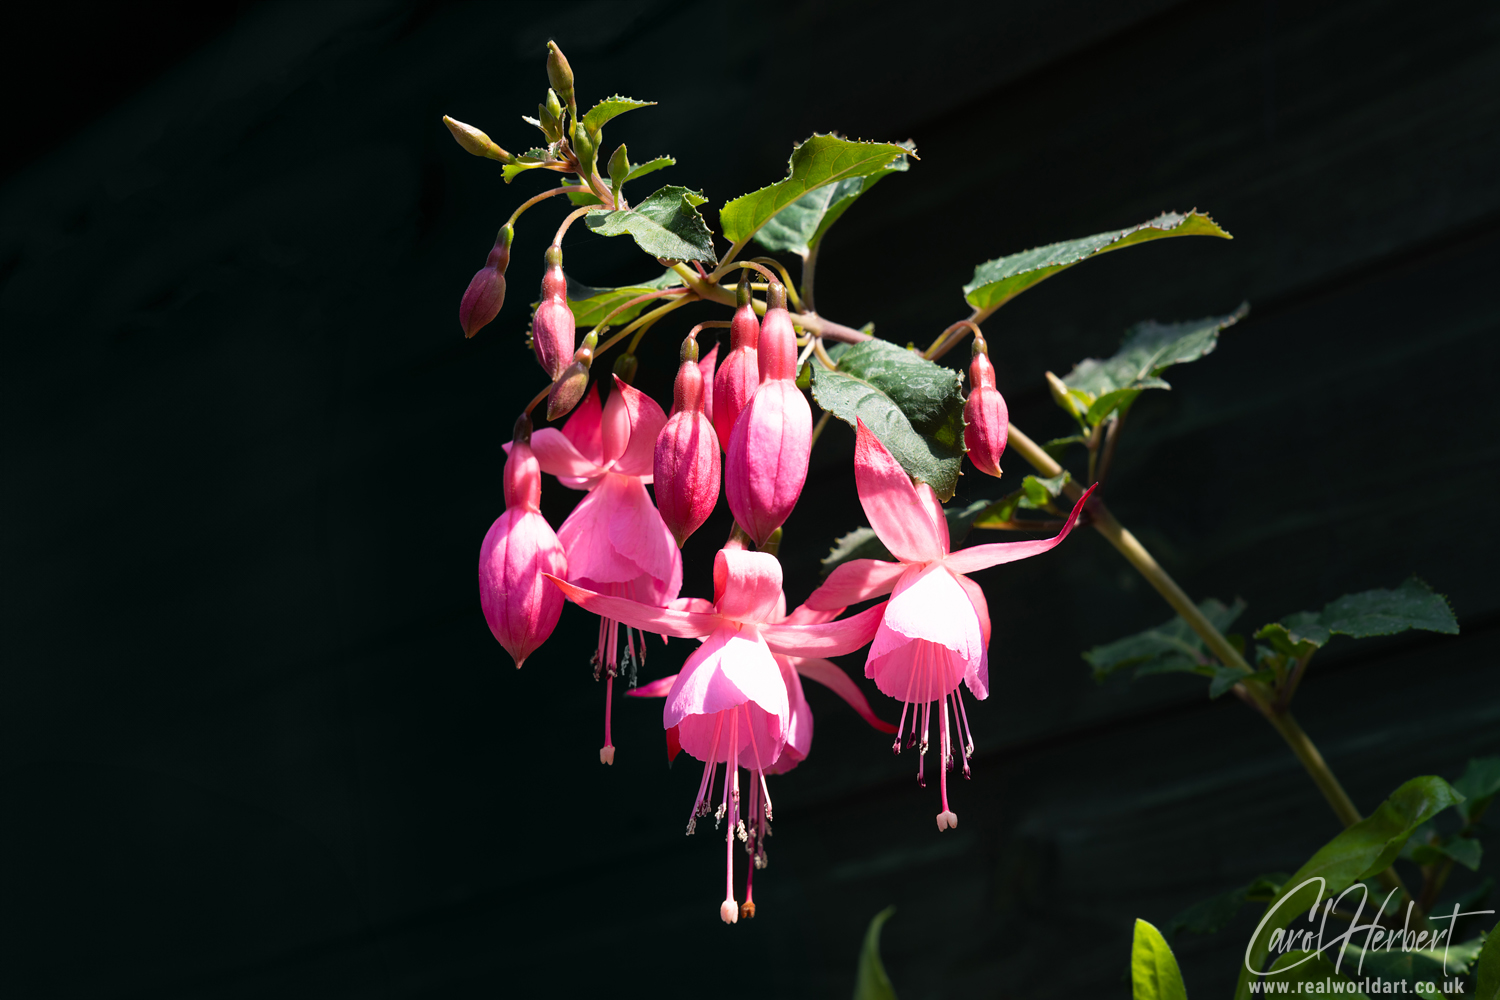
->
963;210;1232;311
754;145;912;255
585;185;717;264
580;95;655;132
626;155;674;182
564;269;684;327
1131;919;1189;1000
720;134;912;247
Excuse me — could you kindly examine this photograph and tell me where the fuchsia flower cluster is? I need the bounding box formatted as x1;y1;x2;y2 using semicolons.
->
475;270;1092;922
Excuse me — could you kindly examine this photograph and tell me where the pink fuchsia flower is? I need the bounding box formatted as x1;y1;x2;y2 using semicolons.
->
807;420;1094;831
478;414;567;667
532;245;575;381
725;283;812;546
653;335;721;547
628;594;896;917
548;547;886;923
711;276;760;453
963;333;1008;478
525;377;681;764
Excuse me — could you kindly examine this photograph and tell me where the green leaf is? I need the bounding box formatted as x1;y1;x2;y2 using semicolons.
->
625;155;674;183
1020;471;1070;508
1083;598;1246;681
563;269;683;328
1341;936;1488;998
753;145;912;256
502;145;561;183
1263;951;1370;999
1163;875;1287;941
820;499;996;577
1131;919;1189;1000
1208;665;1272;698
854;906;899;1000
585;185;717;265
1062;306;1249;424
963;210;1233;311
1477;928;1500;1000
1438;836;1484;871
1043;435;1086;459
1455;757;1500;822
1318;577;1459;639
580;95;655;132
811;338;966;501
1235;776;1465;1000
720;134;912;247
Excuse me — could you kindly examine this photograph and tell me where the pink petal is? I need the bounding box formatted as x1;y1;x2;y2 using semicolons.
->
805;558;907;611
765;656;811;774
865;629;971;701
953;574;991;700
557;475;680;599
915;482;950;554
561;382;604;466
712;548;784;624
941;484;1096;575
528;428;600;488
627;674;678;698
668;597;716;615
853;419;946;563
792;656;897;733
545;575;720;638
698;343;718;423
761;601;886;657
602;375;668;478
666;627;789;767
876;564;983;661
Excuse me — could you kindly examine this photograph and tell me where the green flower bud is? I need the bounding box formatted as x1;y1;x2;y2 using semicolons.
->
613;352;639;384
442;116;512;163
546;41;575;110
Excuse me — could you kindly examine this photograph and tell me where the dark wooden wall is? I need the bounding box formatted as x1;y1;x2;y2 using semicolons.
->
3;1;1497;997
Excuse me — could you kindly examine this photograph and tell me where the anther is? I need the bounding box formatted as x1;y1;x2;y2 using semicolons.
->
600;745;615;765
720;899;739;924
739;901;757;919
936;810;958;831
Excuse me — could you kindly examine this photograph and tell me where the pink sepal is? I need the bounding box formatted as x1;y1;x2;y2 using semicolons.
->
942;484;1095;575
806;558;907;611
852;420;945;563
793;656;898;733
627;674;678;698
760;601;886;657
546;575;719;638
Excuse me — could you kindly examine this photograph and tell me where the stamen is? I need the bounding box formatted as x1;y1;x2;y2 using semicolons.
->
938;691;952;819
600;674;615;765
896;651;920;754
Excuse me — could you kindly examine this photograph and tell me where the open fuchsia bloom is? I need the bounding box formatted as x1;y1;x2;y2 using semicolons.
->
548;547;886;923
531;245;575;381
525;376;681;764
725;283;812;546
653;335;721;547
964;333;1009;478
478;415;568;668
711;277;760;453
627;589;896;916
807;420;1095;831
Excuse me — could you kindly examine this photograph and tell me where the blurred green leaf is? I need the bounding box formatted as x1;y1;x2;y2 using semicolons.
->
1132;919;1189;1000
754;144;912;255
721;134;912;246
1235;776;1465;1000
1043;435;1086;459
1439;836;1484;871
1264;951;1369;999
1455;757;1500;822
812;339;966;500
564;269;683;327
1163;875;1287;941
1209;665;1272;698
1255;578;1459;664
1061;306;1248;424
1084;598;1246;681
580;95;655;132
585;185;717;264
963;211;1232;311
854;906;898;1000
1477;928;1500;1000
1342;936;1487;998
1021;471;1070;507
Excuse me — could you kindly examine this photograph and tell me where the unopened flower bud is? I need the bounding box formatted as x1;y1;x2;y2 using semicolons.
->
539;89;564;142
546;330;596;421
532;245;575;380
546;41;575;110
1045;370;1082;420
654;334;721;547
963;334;1008;478
712;272;760;452
442;115;513;162
726;280;812;546
613;352;638;384
459;225;513;338
571;122;596;174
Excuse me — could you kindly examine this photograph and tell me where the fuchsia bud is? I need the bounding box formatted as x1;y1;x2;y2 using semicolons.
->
654;335;722;547
963;333;1008;478
479;414;568;668
459;225;513;338
726;282;813;546
532;245;576;381
711;273;760;453
546;329;596;421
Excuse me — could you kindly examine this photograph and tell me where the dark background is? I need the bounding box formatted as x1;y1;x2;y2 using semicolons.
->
3;1;1498;997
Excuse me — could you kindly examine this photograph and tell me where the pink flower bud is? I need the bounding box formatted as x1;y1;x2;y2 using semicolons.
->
546;330;596;422
963;335;1008;478
725;284;812;546
459;225;513;338
532;245;575;381
697;343;718;423
654;336;722;547
479;414;568;668
711;275;760;453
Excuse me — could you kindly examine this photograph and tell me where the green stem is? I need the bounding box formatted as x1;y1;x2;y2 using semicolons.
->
801;244;819;314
